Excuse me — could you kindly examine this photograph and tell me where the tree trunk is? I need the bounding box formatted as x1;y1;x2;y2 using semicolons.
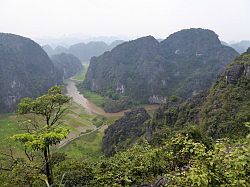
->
44;147;53;185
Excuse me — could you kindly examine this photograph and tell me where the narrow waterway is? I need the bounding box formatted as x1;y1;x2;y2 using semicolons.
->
64;79;159;117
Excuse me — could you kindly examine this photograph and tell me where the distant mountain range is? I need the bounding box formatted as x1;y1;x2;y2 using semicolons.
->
43;40;125;62
222;40;250;54
35;35;130;48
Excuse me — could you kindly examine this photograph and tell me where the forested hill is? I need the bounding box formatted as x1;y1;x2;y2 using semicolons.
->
93;49;250;186
0;33;59;113
83;28;239;110
149;49;250;139
102;48;250;156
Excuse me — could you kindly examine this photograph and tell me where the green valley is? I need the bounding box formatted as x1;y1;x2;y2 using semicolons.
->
0;5;249;185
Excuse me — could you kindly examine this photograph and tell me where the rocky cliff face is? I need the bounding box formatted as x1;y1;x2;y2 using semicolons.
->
51;53;83;81
102;108;150;156
84;28;239;107
0;33;59;113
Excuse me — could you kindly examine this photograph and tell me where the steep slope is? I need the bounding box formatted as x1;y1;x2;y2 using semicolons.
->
201;49;250;138
0;33;59;113
84;36;159;100
102;49;250;157
51;53;83;80
149;48;250;141
102;108;150;156
84;29;239;109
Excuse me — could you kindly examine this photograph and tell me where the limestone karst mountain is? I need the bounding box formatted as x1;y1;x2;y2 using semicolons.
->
83;28;239;111
0;33;59;113
103;48;250;154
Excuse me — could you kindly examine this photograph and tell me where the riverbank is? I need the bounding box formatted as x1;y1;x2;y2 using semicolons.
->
64;79;159;117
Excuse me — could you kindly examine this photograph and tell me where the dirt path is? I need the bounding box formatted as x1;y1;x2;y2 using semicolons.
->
64;79;159;117
58;124;108;148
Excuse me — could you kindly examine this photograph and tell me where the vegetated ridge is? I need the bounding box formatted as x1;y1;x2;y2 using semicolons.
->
83;28;239;112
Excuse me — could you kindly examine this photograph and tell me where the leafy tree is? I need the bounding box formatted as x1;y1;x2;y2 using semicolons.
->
12;86;70;186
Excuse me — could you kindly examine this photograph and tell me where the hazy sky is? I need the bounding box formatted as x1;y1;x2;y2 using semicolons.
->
0;0;249;42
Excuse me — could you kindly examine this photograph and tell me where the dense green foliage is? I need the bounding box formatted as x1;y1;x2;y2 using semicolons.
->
4;128;246;186
90;132;250;186
0;86;70;186
102;108;150;156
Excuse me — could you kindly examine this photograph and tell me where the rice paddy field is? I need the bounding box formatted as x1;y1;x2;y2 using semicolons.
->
0;101;119;161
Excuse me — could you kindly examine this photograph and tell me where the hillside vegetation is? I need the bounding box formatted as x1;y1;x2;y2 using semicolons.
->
83;28;239;112
0;33;249;187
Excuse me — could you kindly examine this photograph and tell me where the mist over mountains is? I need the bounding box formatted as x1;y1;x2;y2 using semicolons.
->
1;0;250;185
228;40;250;53
43;40;125;62
36;35;129;48
0;27;249;186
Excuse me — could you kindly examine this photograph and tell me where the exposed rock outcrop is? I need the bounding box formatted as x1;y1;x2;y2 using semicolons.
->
226;64;245;84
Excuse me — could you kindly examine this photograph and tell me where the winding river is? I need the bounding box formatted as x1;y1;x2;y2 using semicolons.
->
64;79;159;117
